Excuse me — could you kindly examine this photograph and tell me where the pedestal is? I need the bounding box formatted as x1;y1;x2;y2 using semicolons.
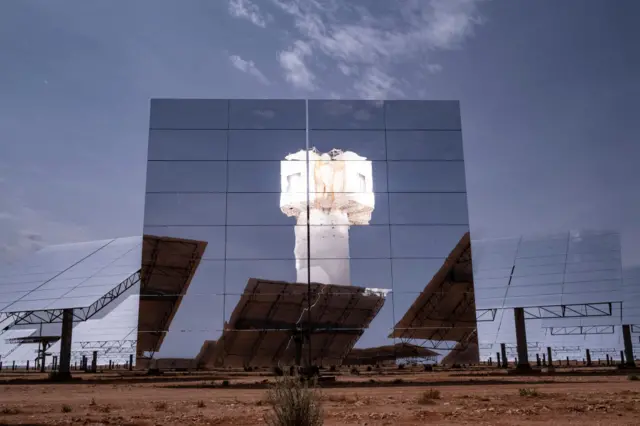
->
294;210;351;285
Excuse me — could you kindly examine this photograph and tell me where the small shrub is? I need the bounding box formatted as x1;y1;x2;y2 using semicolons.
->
154;401;168;411
61;404;72;413
366;366;372;372
392;378;404;384
222;380;230;387
1;407;21;415
628;374;639;381
265;374;323;426
397;364;405;370
89;398;97;406
197;400;206;408
417;389;441;405
99;405;111;413
350;367;360;375
519;388;540;397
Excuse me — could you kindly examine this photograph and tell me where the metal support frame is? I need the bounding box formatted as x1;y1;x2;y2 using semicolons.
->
588;348;619;354
77;340;136;350
548;325;615;336
551;345;581;353
522;302;616;319
4;272;140;325
475;302;617;323
399;337;469;351
476;309;498;322
504;342;542;355
631;325;640;333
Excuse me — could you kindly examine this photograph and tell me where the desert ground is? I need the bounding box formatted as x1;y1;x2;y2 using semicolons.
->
1;367;639;425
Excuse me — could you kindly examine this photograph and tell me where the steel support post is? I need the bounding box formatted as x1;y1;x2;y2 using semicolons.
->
620;350;625;365
622;325;636;367
496;352;501;368
536;353;541;367
57;308;74;379
500;344;507;368
586;349;592;366
92;351;97;373
40;341;46;373
26;360;29;371
129;354;133;371
547;347;554;372
514;308;531;371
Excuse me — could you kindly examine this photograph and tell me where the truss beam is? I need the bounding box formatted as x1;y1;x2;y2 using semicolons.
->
548;325;615;335
4;271;141;325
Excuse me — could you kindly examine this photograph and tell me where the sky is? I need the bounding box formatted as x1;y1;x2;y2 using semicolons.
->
1;0;639;358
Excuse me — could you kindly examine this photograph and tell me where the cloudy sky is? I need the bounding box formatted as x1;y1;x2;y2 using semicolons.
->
1;1;638;356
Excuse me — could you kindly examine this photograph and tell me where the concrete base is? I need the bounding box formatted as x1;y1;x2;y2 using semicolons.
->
514;364;533;373
48;371;73;382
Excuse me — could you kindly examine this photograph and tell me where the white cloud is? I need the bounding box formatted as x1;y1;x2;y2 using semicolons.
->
354;68;405;99
427;63;443;73
269;0;488;97
0;204;89;262
229;54;271;85
277;40;315;90
228;0;270;28
0;178;91;262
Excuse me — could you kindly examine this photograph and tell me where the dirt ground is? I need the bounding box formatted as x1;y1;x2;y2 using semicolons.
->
1;369;639;425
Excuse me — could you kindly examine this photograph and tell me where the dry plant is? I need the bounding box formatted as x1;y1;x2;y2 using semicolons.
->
154;401;168;411
1;406;21;415
264;374;324;426
417;389;441;404
518;388;540;397
61;404;73;413
628;374;639;381
197;400;206;408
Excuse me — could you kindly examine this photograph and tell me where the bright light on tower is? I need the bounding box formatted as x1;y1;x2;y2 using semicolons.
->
280;148;375;285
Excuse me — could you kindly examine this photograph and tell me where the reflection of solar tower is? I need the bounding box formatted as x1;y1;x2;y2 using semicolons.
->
280;149;374;285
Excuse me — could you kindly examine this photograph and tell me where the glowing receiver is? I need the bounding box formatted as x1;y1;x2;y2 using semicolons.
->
280;149;375;285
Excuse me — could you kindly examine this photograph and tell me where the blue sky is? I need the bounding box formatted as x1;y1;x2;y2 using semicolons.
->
1;0;639;358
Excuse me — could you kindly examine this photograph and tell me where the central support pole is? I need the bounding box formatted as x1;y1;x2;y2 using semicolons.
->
92;351;98;373
56;308;74;380
40;341;47;373
622;325;636;367
500;343;507;368
514;308;531;371
586;349;592;366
